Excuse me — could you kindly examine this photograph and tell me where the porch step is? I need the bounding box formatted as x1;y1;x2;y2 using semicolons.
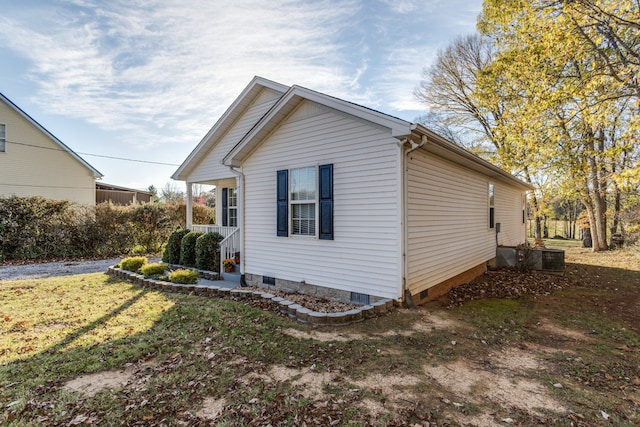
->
222;271;241;283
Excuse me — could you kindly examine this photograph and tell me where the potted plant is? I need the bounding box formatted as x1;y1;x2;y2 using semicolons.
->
223;258;235;273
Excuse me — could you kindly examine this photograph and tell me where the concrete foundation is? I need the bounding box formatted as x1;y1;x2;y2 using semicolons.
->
244;273;389;305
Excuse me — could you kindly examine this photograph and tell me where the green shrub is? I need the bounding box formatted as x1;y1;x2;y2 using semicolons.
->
129;203;174;253
162;229;190;264
140;262;167;277
195;232;224;271
169;268;198;284
167;203;215;228
120;256;147;272
179;231;202;267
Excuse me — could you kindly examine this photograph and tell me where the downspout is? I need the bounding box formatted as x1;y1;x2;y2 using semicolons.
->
228;165;246;286
399;133;427;307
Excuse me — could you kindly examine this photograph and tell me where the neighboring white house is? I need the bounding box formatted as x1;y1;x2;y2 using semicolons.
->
173;76;531;305
0;92;102;205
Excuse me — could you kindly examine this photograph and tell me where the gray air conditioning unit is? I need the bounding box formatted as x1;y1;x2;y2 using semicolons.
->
496;247;565;273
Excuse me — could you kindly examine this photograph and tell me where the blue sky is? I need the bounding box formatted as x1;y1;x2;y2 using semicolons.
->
1;0;482;192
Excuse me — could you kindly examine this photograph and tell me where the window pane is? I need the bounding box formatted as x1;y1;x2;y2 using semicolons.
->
228;187;238;208
291;167;315;201
489;183;495;206
0;124;5;152
292;203;315;236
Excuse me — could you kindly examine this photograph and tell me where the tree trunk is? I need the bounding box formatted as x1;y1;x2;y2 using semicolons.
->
583;202;601;251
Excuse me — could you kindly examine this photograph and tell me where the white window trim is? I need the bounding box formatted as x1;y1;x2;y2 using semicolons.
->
289;165;318;238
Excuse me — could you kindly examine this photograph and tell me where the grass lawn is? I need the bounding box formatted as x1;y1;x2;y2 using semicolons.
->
1;243;639;426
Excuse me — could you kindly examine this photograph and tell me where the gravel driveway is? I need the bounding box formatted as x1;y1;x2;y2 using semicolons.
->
0;258;124;281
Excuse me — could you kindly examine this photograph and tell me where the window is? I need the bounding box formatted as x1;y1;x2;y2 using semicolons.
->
0;124;5;152
489;183;495;229
221;187;238;227
277;164;333;239
228;187;238;227
522;194;526;224
291;167;316;236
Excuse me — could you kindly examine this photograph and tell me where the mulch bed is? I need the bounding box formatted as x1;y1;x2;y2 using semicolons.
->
241;286;360;313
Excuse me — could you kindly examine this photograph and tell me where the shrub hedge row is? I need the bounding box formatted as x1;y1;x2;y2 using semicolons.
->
0;196;215;261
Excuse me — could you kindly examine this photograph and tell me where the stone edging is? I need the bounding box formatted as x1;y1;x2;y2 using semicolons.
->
107;267;396;327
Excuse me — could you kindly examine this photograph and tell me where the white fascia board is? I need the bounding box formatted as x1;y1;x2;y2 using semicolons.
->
172;76;288;181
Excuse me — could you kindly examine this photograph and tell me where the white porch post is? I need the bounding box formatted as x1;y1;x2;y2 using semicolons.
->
186;182;193;229
237;174;244;275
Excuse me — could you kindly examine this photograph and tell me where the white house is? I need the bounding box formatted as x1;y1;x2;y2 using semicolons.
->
0;92;102;205
173;77;531;305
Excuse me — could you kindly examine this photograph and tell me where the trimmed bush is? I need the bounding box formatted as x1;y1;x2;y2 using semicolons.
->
140;262;167;277
162;229;190;264
169;268;198;284
120;256;147;272
195;232;224;271
179;231;202;267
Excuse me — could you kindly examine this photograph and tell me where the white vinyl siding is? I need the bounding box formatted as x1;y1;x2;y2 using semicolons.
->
242;101;402;300
187;88;281;182
0;100;96;204
494;182;527;246
406;150;497;295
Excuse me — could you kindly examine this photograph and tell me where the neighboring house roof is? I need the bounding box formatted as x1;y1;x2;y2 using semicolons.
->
171;76;288;181
95;182;153;195
0;92;103;178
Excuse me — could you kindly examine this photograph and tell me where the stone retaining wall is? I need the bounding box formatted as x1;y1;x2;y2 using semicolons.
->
107;267;395;327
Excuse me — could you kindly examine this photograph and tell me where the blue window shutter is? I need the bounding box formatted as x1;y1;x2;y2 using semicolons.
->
221;188;228;227
277;170;288;236
318;164;333;240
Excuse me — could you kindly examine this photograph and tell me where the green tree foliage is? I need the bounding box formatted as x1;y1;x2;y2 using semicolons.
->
429;0;640;251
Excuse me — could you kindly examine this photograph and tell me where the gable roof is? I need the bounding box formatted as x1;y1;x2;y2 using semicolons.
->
0;92;103;178
222;84;413;167
171;76;288;181
220;80;531;191
175;76;531;191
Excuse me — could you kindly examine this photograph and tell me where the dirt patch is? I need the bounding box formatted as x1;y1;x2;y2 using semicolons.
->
196;397;226;421
536;318;593;342
63;369;134;397
424;360;565;415
281;328;364;342
269;365;338;398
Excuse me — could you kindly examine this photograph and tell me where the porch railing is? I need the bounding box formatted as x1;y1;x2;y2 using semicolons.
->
191;224;237;239
220;228;240;274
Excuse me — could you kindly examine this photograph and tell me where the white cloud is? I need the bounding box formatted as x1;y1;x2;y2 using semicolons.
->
0;0;482;159
0;0;362;148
